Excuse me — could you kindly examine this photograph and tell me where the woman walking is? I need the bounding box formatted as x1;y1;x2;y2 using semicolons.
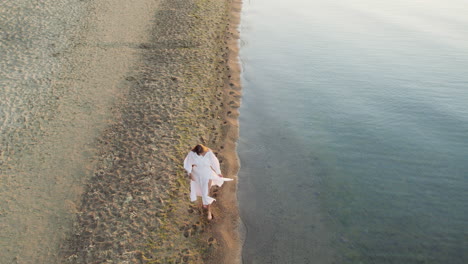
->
184;144;232;220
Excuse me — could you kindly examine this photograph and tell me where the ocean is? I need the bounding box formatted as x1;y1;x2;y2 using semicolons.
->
237;0;468;263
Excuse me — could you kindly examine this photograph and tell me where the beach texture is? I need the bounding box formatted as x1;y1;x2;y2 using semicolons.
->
0;0;241;263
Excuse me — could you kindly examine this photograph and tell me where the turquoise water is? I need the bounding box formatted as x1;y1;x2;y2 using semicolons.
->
237;0;468;263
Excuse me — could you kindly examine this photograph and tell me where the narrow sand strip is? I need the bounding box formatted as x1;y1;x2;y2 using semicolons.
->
59;0;242;263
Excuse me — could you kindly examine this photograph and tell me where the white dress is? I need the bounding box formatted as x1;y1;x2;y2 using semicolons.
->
183;150;232;205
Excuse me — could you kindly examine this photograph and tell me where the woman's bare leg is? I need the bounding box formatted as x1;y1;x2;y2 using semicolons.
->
207;204;212;220
207;179;213;220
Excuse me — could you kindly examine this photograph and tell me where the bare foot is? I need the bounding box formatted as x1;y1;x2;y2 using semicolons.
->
207;211;212;220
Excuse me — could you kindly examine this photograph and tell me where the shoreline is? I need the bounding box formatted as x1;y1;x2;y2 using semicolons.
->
59;0;243;263
207;0;243;262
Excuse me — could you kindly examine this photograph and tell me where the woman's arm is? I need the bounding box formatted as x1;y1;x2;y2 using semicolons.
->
209;151;222;176
184;153;197;181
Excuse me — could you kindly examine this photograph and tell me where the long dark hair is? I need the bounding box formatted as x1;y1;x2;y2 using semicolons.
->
192;144;208;155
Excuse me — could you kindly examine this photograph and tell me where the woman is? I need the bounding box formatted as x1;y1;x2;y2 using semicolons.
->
183;144;232;220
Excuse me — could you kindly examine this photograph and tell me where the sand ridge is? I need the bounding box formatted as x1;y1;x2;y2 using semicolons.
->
59;0;242;263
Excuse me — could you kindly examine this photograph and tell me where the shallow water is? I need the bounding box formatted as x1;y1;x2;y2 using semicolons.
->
237;0;468;263
0;0;158;262
0;1;90;261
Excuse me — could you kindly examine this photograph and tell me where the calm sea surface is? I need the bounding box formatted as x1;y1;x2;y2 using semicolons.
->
237;0;468;263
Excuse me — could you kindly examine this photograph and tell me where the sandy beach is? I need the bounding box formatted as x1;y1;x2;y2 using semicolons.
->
1;0;241;263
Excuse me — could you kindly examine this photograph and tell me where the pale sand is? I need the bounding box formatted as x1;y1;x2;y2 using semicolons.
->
58;0;243;263
1;0;241;263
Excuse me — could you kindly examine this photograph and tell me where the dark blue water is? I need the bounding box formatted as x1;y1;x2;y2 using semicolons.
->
237;0;468;263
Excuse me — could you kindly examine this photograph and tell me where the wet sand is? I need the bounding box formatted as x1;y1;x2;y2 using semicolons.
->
1;0;241;263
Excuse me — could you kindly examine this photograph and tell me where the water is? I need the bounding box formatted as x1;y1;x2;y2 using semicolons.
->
237;0;468;263
0;0;157;261
0;1;90;261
